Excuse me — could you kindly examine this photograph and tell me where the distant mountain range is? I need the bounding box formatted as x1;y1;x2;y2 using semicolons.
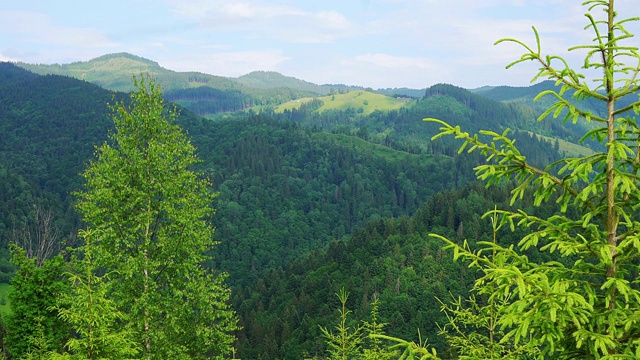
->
13;52;572;118
16;52;365;95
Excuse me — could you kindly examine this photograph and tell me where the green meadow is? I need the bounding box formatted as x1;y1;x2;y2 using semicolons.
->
276;90;410;115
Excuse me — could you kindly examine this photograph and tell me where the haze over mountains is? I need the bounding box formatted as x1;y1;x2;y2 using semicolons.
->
17;52;360;93
15;51;526;100
15;52;596;121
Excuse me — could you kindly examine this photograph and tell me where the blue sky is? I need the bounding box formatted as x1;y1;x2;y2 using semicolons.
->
1;0;638;89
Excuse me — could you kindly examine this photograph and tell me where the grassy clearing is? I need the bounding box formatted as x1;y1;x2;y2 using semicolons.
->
276;90;410;115
0;283;12;316
528;132;594;157
314;132;442;167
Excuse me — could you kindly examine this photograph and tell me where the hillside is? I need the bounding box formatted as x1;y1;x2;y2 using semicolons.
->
17;52;240;93
276;90;410;116
235;70;331;94
16;53;432;117
16;53;334;116
236;180;569;358
0;62;593;359
0;65;482;357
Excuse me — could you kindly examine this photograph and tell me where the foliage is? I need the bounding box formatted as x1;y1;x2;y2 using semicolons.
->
53;229;138;360
204;115;476;290
74;75;237;359
319;288;363;360
5;246;69;359
372;333;438;360
426;1;640;358
361;295;398;360
318;290;399;360
0;63;124;247
435;209;540;359
0;55;589;359
234;181;568;358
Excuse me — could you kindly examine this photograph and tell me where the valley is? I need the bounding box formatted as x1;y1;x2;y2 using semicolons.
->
0;53;599;358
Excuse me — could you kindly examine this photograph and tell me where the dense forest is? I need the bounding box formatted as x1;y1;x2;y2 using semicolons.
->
0;52;609;359
4;1;640;358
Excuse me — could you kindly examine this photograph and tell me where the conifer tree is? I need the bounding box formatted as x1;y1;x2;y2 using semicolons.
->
320;288;363;360
53;229;138;360
426;0;640;358
386;0;640;358
5;246;68;359
74;75;237;359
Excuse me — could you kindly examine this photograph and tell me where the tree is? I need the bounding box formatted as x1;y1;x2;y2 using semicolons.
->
434;209;539;359
5;245;69;359
320;288;363;360
421;0;640;358
5;204;68;359
361;294;398;360
11;203;61;267
74;75;237;359
53;229;138;360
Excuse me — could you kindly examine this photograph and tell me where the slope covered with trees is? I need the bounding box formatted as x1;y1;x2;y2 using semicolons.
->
16;53;324;116
234;181;570;359
0;58;589;359
379;1;640;359
0;61;578;358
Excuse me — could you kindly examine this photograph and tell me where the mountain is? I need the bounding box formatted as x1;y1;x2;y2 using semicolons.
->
17;53;335;116
15;53;432;117
235;70;331;94
0;62;592;359
471;80;557;102
17;52;240;93
276;89;410;116
377;87;427;98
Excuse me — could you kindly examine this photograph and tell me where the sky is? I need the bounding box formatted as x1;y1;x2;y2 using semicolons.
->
1;0;638;89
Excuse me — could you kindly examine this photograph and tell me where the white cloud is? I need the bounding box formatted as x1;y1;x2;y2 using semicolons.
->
355;53;434;69
313;11;350;30
168;0;302;21
220;2;258;19
0;11;118;49
165;0;353;43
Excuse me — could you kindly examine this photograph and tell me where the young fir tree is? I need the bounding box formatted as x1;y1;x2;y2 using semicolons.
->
386;0;640;358
434;209;539;359
319;288;363;360
74;75;237;359
361;295;398;360
52;229;138;360
5;246;69;359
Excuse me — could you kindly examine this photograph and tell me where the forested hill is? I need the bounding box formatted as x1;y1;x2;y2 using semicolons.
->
16;52;240;93
235;70;330;94
235;181;570;359
0;61;574;271
15;53;325;116
472;80;558;102
0;63;121;244
0;63;578;359
0;63;480;285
